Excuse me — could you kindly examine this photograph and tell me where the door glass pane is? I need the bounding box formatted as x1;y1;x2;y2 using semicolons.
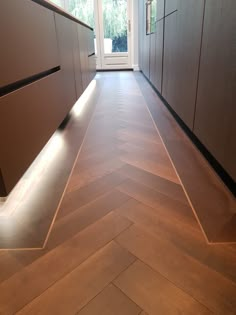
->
102;0;128;53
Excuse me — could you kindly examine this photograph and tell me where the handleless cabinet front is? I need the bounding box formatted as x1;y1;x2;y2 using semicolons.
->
0;72;65;194
0;0;59;88
54;13;77;110
194;0;236;181
162;0;204;129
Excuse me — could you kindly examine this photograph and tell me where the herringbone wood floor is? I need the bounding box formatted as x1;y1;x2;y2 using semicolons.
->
0;72;235;314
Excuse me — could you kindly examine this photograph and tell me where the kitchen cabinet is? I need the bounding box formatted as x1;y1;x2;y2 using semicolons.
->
165;0;178;15
72;21;84;99
0;1;96;196
194;0;236;180
150;20;164;92
0;72;65;193
142;14;150;78
149;33;156;85
156;0;165;20
55;14;77;111
162;0;204;129
78;25;90;90
138;0;144;72
0;0;59;87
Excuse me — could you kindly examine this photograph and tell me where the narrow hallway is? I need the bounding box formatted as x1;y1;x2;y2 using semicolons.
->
0;72;235;315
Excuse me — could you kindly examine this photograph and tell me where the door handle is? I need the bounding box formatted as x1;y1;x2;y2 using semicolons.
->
128;20;131;32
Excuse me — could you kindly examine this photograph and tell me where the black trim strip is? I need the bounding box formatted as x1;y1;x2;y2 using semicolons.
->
96;69;133;72
163;9;178;20
141;71;236;197
88;53;95;57
0;66;60;97
0;169;7;198
154;9;178;25
147;10;178;36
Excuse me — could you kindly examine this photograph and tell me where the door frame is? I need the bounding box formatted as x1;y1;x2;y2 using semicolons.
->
94;0;133;70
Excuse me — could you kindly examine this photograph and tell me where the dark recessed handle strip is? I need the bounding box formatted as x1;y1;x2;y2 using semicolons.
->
0;66;61;97
155;9;178;24
88;53;95;57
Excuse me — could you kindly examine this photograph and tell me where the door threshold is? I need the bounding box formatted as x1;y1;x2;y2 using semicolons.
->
96;68;133;72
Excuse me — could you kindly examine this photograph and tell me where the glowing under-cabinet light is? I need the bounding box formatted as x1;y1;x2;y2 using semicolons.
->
72;80;96;117
0;131;65;217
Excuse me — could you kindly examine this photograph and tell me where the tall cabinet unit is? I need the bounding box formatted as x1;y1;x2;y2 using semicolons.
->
138;0;144;73
143;18;151;78
194;0;236;181
139;0;164;89
138;0;235;188
150;0;164;92
162;0;204;129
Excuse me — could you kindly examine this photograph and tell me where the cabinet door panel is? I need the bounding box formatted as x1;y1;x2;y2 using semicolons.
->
154;20;164;92
0;0;59;87
165;0;178;15
194;0;236;180
149;33;156;85
78;25;90;90
157;0;165;20
0;72;65;193
138;0;144;71
162;0;204;128
87;29;96;84
55;14;77;111
72;21;83;99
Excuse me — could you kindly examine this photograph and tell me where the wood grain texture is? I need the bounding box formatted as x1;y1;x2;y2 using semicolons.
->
17;242;136;315
114;198;236;284
135;71;236;243
114;260;212;315
77;284;141;315
0;72;235;315
116;225;236;314
0;213;132;314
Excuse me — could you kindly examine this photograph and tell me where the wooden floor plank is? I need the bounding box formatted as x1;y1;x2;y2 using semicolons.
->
0;252;23;283
0;71;235;315
117;179;199;231
114;198;236;284
116;225;236;314
114;260;212;315
17;242;136;315
77;284;141;315
0;213;132;315
116;163;187;205
58;171;125;218
11;190;131;268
